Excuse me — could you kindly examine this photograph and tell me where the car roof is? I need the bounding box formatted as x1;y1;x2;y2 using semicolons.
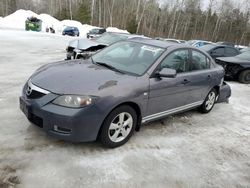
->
105;32;131;36
206;44;237;48
128;38;188;49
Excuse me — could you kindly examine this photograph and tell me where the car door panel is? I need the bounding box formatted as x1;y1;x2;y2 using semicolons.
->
188;50;215;103
147;74;191;116
185;69;214;103
146;49;192;116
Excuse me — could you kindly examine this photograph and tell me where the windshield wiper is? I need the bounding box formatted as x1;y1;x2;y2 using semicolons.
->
94;61;125;74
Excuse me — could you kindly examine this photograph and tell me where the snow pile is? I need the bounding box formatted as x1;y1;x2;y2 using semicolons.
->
61;20;83;30
106;27;129;34
0;9;38;30
0;9;130;37
37;14;62;33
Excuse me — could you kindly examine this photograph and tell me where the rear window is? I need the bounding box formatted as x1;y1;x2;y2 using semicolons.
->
225;47;238;56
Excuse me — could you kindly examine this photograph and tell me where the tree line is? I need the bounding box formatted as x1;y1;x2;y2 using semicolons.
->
0;0;250;45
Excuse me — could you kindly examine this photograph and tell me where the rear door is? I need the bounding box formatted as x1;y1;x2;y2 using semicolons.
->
186;49;215;103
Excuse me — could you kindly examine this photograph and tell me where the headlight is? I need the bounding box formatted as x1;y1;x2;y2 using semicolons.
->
52;95;97;108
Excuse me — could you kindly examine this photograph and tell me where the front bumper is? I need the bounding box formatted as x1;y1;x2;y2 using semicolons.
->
19;93;105;142
66;51;74;60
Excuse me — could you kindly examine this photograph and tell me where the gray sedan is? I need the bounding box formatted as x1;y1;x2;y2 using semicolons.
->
20;38;231;148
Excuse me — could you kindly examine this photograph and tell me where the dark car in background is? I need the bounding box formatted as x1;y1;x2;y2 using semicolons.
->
87;28;106;39
215;52;250;83
66;32;149;60
200;44;240;59
216;41;235;47
20;39;231;147
62;26;80;37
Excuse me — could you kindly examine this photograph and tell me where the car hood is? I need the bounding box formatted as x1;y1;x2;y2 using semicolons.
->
216;57;250;65
30;60;136;95
68;38;107;50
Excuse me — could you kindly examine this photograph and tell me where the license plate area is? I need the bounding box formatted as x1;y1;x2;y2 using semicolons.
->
20;97;31;118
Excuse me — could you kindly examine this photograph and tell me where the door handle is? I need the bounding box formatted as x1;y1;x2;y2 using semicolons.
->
181;79;190;85
207;75;211;79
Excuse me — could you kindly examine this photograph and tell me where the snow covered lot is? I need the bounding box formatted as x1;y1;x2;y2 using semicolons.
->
0;29;250;188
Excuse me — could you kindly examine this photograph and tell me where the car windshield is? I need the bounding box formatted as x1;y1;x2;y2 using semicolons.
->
236;52;250;60
200;44;217;51
95;33;129;45
240;47;250;53
90;29;100;34
92;41;164;76
65;27;74;31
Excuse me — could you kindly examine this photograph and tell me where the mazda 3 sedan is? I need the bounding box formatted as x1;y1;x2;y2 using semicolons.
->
20;38;231;148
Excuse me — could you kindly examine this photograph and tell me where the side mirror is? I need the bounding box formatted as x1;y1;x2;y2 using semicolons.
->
156;68;177;78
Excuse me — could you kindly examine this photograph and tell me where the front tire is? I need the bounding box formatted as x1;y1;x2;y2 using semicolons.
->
99;105;137;148
199;88;217;113
239;70;250;84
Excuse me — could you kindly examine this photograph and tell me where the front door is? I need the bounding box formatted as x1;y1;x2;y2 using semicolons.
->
145;49;195;121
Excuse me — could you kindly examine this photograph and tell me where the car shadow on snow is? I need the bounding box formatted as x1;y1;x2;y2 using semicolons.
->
22;109;203;152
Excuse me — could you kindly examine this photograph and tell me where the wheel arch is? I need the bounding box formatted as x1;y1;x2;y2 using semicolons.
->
213;85;220;95
237;67;250;77
97;101;142;140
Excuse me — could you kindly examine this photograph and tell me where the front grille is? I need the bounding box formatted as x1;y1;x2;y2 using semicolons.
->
27;90;46;99
67;46;74;52
25;80;50;99
29;113;43;128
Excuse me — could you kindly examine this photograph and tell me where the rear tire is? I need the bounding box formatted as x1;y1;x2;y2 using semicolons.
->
239;70;250;84
199;88;217;113
99;105;137;148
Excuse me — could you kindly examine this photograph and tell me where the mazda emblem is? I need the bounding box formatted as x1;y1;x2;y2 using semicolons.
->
26;86;32;96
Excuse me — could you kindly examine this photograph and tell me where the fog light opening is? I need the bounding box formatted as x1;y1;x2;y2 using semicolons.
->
54;125;71;134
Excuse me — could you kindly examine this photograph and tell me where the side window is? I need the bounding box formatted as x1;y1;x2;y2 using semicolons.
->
195;42;201;47
225;47;238;56
191;50;210;71
160;50;189;73
212;47;224;55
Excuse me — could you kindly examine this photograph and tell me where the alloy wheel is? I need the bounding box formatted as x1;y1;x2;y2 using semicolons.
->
205;91;216;111
108;112;133;143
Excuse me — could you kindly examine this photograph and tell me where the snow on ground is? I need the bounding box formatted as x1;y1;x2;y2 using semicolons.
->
0;9;129;37
0;9;38;30
37;14;62;33
0;29;250;188
106;27;129;33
